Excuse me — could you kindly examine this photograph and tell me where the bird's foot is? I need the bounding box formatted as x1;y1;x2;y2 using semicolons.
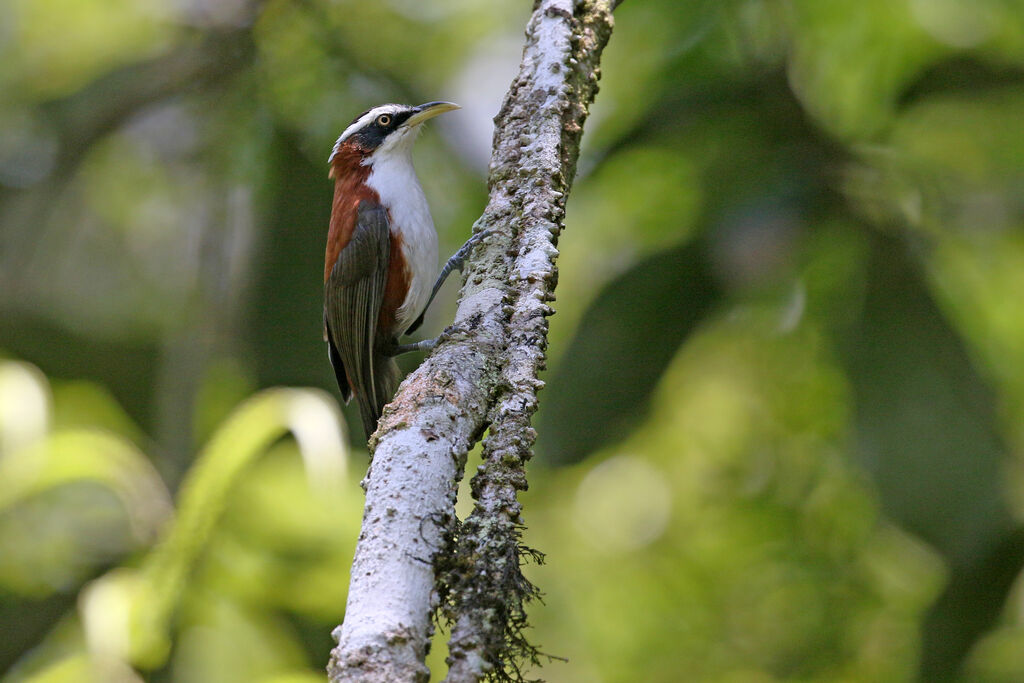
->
386;320;475;357
387;338;438;356
446;228;492;274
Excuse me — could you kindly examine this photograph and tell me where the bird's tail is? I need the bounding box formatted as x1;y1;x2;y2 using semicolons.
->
354;352;401;440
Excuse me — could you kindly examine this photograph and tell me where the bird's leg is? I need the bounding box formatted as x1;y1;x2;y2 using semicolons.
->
431;228;492;305
386;337;438;356
405;229;492;335
386;317;473;356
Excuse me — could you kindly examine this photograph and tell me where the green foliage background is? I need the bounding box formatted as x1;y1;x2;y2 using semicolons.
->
2;0;1024;681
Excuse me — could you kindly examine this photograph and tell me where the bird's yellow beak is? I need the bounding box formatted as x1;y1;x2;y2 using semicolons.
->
405;101;460;127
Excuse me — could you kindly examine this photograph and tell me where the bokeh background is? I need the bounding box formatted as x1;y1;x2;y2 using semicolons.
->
2;0;1024;681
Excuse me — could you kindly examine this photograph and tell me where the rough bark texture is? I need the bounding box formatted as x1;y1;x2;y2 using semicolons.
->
441;2;616;681
328;1;618;681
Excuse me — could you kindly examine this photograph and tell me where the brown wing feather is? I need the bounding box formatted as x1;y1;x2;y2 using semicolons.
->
324;200;399;439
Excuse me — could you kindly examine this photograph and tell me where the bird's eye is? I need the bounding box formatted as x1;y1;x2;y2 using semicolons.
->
377;114;392;126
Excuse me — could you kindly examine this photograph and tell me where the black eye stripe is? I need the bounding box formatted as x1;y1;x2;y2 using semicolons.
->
346;108;417;150
391;110;414;128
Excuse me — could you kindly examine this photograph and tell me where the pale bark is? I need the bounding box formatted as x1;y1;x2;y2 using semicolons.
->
328;1;619;681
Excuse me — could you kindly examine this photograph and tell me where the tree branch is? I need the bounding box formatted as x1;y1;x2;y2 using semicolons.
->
327;1;618;681
441;3;617;680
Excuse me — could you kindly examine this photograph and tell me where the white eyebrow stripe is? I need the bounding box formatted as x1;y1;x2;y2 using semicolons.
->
329;104;406;163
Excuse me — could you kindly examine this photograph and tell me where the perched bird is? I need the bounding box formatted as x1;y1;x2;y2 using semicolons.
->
324;101;482;439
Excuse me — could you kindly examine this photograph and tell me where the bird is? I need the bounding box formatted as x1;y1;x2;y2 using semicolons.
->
323;101;484;440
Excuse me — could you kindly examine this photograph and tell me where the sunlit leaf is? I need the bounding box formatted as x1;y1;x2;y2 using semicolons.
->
0;422;170;596
0;360;50;457
50;380;143;444
171;595;310;683
202;442;360;620
79;388;348;670
788;0;947;139
1;0;173;99
0;431;170;537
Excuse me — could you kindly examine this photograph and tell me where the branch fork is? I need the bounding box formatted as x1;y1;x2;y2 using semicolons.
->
329;2;618;681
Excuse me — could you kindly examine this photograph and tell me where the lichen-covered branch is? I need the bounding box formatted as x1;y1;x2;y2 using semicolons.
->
327;1;618;681
440;3;616;681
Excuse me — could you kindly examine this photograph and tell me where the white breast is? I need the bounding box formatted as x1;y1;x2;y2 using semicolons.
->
366;152;439;334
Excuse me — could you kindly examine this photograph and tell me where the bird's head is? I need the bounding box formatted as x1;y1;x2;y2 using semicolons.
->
329;101;459;171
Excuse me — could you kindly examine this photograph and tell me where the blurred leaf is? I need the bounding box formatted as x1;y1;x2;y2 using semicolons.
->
8;653;119;683
202;442;360;621
553;146;704;346
0;0;173;99
260;674;328;683
537;239;722;465
0;431;169;534
193;357;258;448
845;88;1024;237
1;613;90;682
585;0;722;149
0;323;159;434
900;57;1024;107
171;595;309;683
0;360;50;457
922;528;1024;683
788;0;947;139
0;593;76;675
0;430;171;596
840;235;1011;560
248;130;334;392
254;0;350;147
837;233;1023;679
0;486;140;599
540;81;841;464
78;388;348;670
926;232;1024;452
964;619;1024;683
50;380;144;443
526;309;942;682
